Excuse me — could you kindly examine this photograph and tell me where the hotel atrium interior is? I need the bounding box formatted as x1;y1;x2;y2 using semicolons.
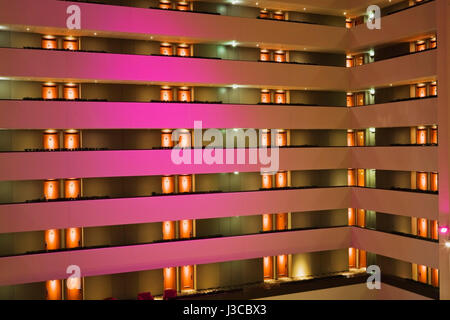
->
0;0;449;301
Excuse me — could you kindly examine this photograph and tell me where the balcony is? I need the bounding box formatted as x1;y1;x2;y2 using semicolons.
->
0;48;347;90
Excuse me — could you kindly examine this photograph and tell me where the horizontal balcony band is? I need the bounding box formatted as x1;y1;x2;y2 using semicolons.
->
0;187;437;234
351;187;438;221
349;1;436;51
0;97;437;130
351;227;439;269
0;0;348;52
0;146;435;181
349;146;437;172
0;227;352;286
0;47;436;91
349;49;437;90
0;48;348;90
0;100;349;130
0;187;350;233
0;226;437;286
350;97;437;129
0;0;436;52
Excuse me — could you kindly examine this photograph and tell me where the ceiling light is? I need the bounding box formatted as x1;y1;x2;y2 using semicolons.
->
231;40;238;47
234;171;239;175
445;241;450;248
440;226;449;234
232;84;238;89
369;88;375;95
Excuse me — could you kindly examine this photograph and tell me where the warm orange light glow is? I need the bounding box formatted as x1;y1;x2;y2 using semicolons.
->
416;172;428;191
430;38;437;49
417;218;428;237
347;130;355;146
65;227;81;249
431;126;438;144
260;129;271;147
358;250;367;268
345;18;352;29
430;82;437;96
417;264;427;283
263;256;273;279
162;176;175;194
160;86;173;101
42;83;58;99
64;130;80;149
347;169;356;186
177;44;190;56
431;220;438;240
260;49;270;61
277;254;288;277
357;209;365;227
66;278;83;300
162;221;176;240
179;219;193;238
276;213;287;230
275;130;287;147
46;280;62;300
161;129;174;148
259;10;269;18
262;214;273;231
63;84;79;100
42;36;57;49
275;171;287;188
177;1;190;11
159;0;172;9
273;11;284;20
355;55;364;66
274;90;286;104
63;37;79;50
274;50;286;62
348;208;356;226
431;268;439;287
43;131;59;150
160;43;173;55
416;84;427;97
348;247;356;268
346;55;353;68
260;89;271;103
178;130;191;147
261;173;273;189
431;172;438;191
416;127;427;144
346;93;354;107
44;180;60;199
181;265;194;290
416;41;426;52
178;175;192;193
178;87;191;102
163;267;177;290
64;178;80;198
45;229;61;250
356;93;365;106
357;169;365;187
356;130;365;146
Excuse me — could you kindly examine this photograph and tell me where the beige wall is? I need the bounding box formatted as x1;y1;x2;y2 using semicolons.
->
290;129;346;146
291;209;347;229
291;249;348;278
197;258;263;291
